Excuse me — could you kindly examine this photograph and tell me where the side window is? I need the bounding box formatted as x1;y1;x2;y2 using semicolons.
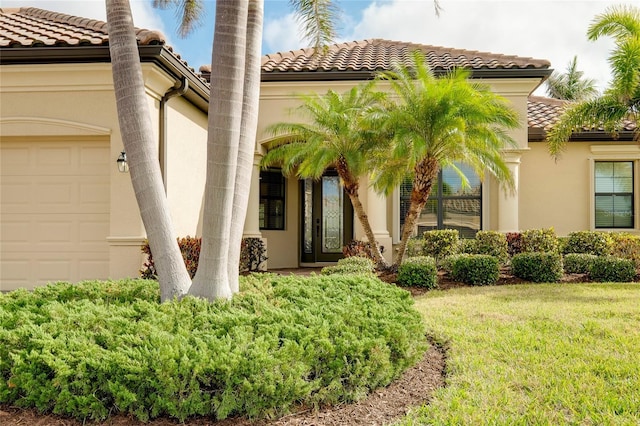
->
595;161;634;228
259;169;285;230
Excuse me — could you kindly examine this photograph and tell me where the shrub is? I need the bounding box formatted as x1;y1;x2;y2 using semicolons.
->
608;233;640;266
473;231;508;263
342;240;384;263
589;256;636;282
422;229;459;262
506;232;523;257
321;256;376;276
397;256;438;289
142;237;267;278
563;253;598;274
451;255;500;286
406;238;426;258
0;275;426;422
521;228;559;253
563;231;612;256
511;252;563;283
458;238;477;254
240;237;268;272
441;253;471;274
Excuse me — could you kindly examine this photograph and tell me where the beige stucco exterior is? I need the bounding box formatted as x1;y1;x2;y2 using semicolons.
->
0;62;207;291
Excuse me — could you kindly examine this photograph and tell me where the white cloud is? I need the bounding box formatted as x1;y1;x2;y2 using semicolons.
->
263;12;308;52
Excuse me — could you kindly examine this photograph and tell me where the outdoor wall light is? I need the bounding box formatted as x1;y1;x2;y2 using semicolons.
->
117;150;129;173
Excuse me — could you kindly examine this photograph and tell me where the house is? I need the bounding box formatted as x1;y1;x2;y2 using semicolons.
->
2;7;637;290
0;7;209;290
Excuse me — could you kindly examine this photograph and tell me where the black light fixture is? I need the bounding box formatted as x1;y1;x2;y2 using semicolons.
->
117;150;129;173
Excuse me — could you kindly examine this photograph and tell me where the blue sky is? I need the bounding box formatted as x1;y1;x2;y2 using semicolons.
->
4;1;620;94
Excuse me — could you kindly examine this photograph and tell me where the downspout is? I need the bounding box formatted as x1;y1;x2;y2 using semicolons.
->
159;76;189;191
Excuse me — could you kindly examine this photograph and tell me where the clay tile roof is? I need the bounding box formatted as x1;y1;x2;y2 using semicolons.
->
527;95;636;133
0;7;165;48
261;38;551;73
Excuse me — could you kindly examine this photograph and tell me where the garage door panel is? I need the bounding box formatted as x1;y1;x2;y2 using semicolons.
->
1;139;110;290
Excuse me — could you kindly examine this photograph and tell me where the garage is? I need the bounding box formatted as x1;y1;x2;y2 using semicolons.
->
1;137;110;291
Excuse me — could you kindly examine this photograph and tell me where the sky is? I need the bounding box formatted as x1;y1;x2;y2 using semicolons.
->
2;0;625;95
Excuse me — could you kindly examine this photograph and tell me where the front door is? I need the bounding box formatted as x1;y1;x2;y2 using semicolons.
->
301;172;353;263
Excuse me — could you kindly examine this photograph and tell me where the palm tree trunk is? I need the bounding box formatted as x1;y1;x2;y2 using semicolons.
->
393;157;440;267
227;0;264;293
190;0;249;301
336;159;387;268
106;0;191;301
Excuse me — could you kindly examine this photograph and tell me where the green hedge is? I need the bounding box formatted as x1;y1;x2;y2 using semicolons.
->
521;228;559;253
0;276;425;422
589;257;636;282
511;252;563;283
321;256;376;276
451;255;500;286
397;256;438;289
473;231;508;263
422;230;459;262
563;231;611;256
563;253;598;274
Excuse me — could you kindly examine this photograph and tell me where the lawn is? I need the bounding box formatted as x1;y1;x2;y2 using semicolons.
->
399;283;640;425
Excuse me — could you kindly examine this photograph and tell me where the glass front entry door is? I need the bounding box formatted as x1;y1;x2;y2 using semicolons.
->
301;173;353;263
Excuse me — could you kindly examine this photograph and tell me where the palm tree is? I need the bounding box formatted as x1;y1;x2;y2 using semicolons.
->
546;55;597;101
375;51;520;267
261;83;389;267
547;5;640;157
106;0;191;302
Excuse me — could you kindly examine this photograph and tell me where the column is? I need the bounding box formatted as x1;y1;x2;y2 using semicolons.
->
243;158;263;239
497;150;524;233
367;183;394;264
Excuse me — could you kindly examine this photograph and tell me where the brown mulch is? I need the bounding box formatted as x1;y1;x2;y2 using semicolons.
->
0;341;446;426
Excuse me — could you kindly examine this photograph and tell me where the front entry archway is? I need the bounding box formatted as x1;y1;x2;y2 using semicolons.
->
300;172;353;263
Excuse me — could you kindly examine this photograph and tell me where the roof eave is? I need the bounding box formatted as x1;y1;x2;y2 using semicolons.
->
0;45;210;113
528;129;637;143
261;67;552;82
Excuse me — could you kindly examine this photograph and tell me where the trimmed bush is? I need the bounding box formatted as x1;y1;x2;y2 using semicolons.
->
563;231;611;256
608;233;640;266
506;232;523;257
511;252;563;283
458;238;477;254
589;256;636;282
451;255;500;286
563;253;598;274
521;228;559;253
397;256;438;289
422;229;459;262
0;275;426;422
321;256;376;276
406;238;426;258
474;231;508;263
441;253;471;274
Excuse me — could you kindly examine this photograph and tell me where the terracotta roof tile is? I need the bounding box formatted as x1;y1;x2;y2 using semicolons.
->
0;7;164;48
261;39;551;73
527;95;636;132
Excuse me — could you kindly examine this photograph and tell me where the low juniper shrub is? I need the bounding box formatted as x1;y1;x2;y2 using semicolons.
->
397;256;437;289
451;254;500;286
589;256;636;282
563;253;598;274
321;256;376;276
511;252;563;283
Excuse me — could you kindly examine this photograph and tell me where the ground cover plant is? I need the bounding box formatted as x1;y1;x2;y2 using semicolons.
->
0;275;426;423
398;283;640;425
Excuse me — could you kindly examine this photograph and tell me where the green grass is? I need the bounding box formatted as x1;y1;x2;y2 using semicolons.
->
399;283;640;425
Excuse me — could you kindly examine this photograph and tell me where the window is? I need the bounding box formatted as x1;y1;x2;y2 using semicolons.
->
595;161;634;228
400;163;481;238
259;169;285;230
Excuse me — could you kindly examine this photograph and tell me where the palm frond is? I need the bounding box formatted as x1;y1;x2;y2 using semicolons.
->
152;0;205;38
290;0;339;52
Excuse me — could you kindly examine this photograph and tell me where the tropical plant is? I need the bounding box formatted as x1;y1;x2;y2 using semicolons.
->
261;83;389;267
545;55;597;101
548;5;640;157
374;51;520;267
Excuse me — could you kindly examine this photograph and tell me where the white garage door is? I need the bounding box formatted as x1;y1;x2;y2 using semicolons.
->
1;138;110;291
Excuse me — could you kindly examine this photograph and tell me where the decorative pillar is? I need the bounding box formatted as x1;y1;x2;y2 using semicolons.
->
243;158;263;239
367;183;393;264
497;150;524;233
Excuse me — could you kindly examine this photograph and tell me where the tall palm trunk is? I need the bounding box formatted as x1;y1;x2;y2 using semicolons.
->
393;157;440;266
106;0;191;301
228;0;264;293
189;0;249;301
336;159;387;267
